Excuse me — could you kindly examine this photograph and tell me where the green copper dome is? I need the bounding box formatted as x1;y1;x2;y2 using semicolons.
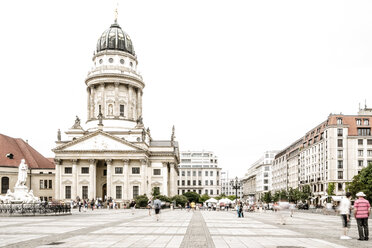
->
96;22;135;55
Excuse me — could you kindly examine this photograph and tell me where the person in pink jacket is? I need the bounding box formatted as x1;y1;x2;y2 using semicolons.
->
354;192;371;241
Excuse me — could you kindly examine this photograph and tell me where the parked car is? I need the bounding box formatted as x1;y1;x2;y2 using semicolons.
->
297;202;309;210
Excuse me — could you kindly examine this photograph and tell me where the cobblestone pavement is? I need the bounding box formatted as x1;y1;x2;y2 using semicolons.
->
0;209;371;247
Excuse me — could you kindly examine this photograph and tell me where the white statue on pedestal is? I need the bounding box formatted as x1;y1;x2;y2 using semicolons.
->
16;159;28;187
0;159;40;204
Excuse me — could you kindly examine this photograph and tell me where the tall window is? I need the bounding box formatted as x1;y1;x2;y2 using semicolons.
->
40;180;52;189
182;171;185;176
65;186;71;199
115;167;123;174
356;119;362;126
198;180;202;186
205;180;208;186
210;190;213;195
187;180;190;186
358;150;364;157
193;180;196;186
133;186;139;198
368;139;372;145
338;150;343;158
337;118;343;125
358;160;364;167
1;177;9;194
337;171;343;179
193;171;196;176
120;105;125;117
205;171;208;176
116;186;122;199
337;129;343;137
187;171;191;176
210;180;213;185
198;171;202;176
338;160;343;169
82;186;88;199
364;119;369;126
132;167;140;174
358;128;371;136
358;139;364;145
210;171;213;176
337;139;343;147
368;150;372;156
182;180;185;186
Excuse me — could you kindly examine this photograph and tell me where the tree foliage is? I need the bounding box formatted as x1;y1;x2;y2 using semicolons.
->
300;185;312;202
288;188;301;203
183;191;200;203
327;182;335;196
199;194;210;203
156;195;171;202
171;195;188;207
263;191;272;203
135;195;149;208
347;163;372;202
151;187;160;197
227;195;237;201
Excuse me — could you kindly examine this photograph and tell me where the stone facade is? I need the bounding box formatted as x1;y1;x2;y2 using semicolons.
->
53;20;179;203
177;151;221;197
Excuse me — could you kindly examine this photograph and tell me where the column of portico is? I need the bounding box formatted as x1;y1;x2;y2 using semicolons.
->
106;159;112;198
169;163;176;197
54;159;61;200
147;161;152;195
123;159;129;200
162;162;169;196
114;82;119;117
72;159;78;199
100;83;105;115
141;159;147;195
89;159;95;199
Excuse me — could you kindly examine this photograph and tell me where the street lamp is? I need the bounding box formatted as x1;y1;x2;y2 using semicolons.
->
230;176;240;201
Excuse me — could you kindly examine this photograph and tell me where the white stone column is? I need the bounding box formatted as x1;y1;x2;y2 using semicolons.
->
89;159;95;199
169;163;176;197
87;87;91;119
128;85;132;119
162;162;169;196
72;159;78;200
141;159;147;195
123;159;129;200
91;86;95;119
101;83;105;116
114;82;119;117
54;159;61;200
147;162;152;195
106;159;112;198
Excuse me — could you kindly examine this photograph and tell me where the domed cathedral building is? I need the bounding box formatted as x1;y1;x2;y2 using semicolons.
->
53;18;180;204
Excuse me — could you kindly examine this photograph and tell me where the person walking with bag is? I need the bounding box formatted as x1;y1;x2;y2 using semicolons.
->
153;197;162;221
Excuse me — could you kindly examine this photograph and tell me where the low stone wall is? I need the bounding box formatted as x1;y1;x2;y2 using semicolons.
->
0;203;71;216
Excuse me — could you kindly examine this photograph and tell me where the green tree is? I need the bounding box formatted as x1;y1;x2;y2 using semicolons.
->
151;187;160;197
263;191;272;203
300;185;312;202
279;189;288;201
156;195;171;202
347;163;372;202
327;182;335;196
171;195;188;207
135;194;149;208
273;191;280;202
199;194;210;203
183;191;200;203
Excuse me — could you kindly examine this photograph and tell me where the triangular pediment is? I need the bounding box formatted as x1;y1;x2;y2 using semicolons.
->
54;130;144;152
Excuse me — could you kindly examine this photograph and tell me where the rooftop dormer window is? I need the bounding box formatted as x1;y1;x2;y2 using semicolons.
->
337;118;343;125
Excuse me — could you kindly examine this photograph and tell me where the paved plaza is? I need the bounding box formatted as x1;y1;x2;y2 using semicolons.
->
0;209;371;248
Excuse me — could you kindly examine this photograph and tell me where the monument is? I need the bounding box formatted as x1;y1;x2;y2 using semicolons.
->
0;159;39;203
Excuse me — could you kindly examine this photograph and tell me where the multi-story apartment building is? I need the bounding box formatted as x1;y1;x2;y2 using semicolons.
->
272;107;372;205
242;151;278;201
220;171;244;199
178;151;221;197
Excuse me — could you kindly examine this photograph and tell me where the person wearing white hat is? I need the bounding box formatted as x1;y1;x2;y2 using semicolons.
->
354;192;370;241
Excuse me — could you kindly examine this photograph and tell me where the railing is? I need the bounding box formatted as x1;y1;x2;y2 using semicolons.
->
0;203;71;216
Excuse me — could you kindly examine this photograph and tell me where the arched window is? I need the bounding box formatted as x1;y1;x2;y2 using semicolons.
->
1;177;9;194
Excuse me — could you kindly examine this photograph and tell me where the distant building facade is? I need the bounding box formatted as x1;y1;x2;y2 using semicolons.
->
0;133;55;202
272;108;372;204
178;151;221;197
220;171;244;199
242;151;278;202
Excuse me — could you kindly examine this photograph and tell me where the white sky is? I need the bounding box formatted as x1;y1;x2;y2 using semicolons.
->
1;0;372;178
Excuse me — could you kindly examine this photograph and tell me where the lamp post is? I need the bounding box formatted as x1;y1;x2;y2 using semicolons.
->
230;176;240;201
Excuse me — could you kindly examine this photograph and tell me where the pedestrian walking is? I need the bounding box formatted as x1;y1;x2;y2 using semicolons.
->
153;197;162;221
354;192;370;241
129;200;136;215
78;200;82;212
90;199;95;210
338;192;352;240
191;201;195;211
289;202;296;217
148;199;152;216
239;202;244;218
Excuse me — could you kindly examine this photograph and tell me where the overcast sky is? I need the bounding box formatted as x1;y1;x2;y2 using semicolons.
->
1;0;372;178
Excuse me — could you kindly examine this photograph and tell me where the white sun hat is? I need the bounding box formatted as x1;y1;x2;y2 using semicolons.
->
356;192;366;197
